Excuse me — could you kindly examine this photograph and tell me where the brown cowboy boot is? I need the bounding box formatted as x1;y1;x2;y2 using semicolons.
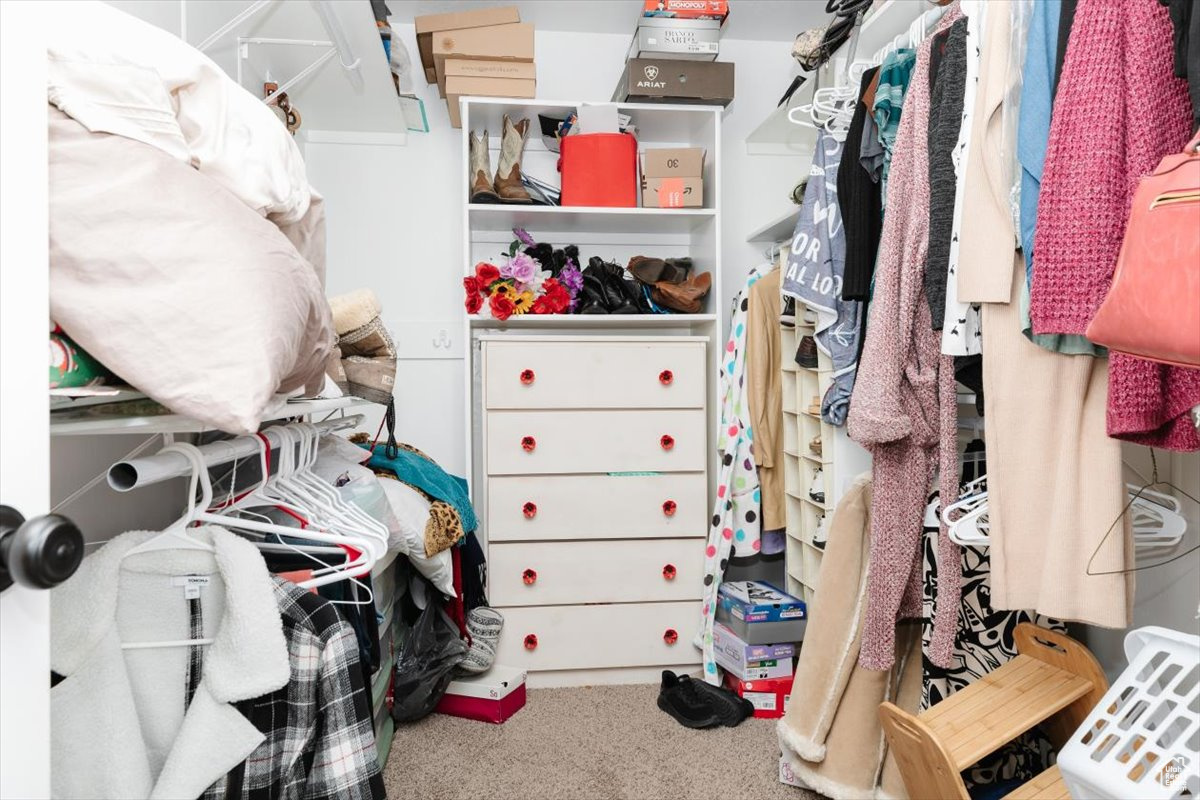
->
494;115;532;204
469;129;499;203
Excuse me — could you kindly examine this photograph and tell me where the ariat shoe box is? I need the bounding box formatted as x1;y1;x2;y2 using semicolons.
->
723;672;792;719
629;17;721;61
715;581;807;645
612;58;734;106
435;665;527;724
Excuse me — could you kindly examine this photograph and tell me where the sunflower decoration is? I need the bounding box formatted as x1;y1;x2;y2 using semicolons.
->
490;282;514;299
511;290;535;315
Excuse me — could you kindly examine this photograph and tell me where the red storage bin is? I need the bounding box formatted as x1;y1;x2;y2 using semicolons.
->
559;133;638;207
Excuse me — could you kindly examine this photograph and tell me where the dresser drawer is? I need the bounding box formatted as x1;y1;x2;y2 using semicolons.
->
483;339;706;409
488;473;707;542
492;602;701;671
490;539;704;606
486;409;706;475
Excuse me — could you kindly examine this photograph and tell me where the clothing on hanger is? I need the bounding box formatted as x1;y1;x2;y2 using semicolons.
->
746;268;785;531
839;67;883;306
870;47;918;204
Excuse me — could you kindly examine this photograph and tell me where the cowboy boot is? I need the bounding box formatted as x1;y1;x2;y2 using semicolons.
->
469;129;499;203
494;115;533;204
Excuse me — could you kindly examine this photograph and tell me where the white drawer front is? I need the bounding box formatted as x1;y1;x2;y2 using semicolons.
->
488;473;707;542
489;539;704;606
484;340;706;409
493;601;701;671
486;409;706;475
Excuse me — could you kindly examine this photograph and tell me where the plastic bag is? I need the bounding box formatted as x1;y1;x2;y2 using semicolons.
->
391;602;467;723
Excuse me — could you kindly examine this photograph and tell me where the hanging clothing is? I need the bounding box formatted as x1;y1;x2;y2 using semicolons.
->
747;268;785;531
1029;0;1198;450
776;475;923;800
783;130;863;427
1016;0;1105;355
697;269;767;683
871;47;918;204
369;443;477;533
50;527;385;800
1159;0;1200;127
839;67;883;304
939;0;985;356
846;5;964;672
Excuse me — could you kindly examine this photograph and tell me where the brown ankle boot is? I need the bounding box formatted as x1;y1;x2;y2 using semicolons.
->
469;130;499;203
651;272;712;314
494;115;532;204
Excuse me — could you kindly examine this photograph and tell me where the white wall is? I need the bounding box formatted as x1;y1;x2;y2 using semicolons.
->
305;24;808;475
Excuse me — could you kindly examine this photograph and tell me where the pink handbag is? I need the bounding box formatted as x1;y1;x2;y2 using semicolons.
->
1086;128;1200;367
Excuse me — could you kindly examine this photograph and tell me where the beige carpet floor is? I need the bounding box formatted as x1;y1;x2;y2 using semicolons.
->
383;683;822;800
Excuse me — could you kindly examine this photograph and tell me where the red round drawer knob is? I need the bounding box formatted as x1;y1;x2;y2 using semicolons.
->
662;564;677;581
663;628;679;645
662;499;677;517
522;568;537;585
519;368;536;385
521;436;537;452
522;501;538;519
660;434;675;451
524;633;538;650
659;369;674;385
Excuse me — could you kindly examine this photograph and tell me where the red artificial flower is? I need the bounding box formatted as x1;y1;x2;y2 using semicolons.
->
465;290;484;314
475;262;501;287
531;295;556;315
542;278;571;313
489;292;515;321
463;276;481;296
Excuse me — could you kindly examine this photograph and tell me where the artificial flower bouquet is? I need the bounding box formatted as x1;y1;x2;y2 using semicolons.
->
463;228;584;321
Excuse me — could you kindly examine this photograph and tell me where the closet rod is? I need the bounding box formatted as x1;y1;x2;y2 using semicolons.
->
106;414;364;493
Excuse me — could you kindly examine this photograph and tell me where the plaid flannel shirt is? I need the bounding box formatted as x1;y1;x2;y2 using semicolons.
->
201;579;386;800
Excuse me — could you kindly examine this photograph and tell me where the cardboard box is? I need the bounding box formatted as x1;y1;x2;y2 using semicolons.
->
716;581;807;645
434;665;527;724
629;17;721;61
613;58;734;106
713;622;796;665
445;74;536;129
642;146;705;208
643;0;729;22
714;646;795;681
434;22;534;98
723;672;792;719
415;6;520;84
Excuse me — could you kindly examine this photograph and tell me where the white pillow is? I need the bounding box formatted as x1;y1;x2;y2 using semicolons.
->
377;478;455;598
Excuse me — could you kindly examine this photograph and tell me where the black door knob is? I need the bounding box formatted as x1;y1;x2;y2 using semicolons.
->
0;505;84;592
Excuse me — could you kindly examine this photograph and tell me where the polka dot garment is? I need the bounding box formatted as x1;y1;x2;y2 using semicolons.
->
695;265;768;684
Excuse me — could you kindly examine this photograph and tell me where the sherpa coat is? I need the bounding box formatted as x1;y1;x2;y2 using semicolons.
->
777;475;923;800
846;4;963;672
50;527;385;800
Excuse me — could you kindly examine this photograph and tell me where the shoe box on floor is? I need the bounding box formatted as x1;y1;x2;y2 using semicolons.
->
414;6;520;84
716;581;807;646
722;672;792;719
629;16;722;61
642;0;729;21
612;58;734;106
444;59;536;129
641;147;705;208
712;622;796;681
434;665;527;724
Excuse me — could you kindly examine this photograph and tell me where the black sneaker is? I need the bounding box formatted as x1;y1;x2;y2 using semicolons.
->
681;674;756;727
657;670;720;729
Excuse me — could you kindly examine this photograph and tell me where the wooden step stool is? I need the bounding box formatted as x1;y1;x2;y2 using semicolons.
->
880;623;1109;800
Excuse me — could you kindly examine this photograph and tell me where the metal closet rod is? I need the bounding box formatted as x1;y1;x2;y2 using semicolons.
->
107;414;365;493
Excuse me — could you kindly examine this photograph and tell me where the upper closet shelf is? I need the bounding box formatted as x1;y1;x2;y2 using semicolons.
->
49;396;370;437
469;205;717;237
746;208;800;243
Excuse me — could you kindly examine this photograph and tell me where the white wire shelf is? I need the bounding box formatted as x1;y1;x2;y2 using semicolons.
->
49;396;371;437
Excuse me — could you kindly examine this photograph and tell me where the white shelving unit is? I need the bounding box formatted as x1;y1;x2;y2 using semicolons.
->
49;396;369;437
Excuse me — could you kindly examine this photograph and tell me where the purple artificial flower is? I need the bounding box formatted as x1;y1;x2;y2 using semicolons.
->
512;227;537;247
500;252;538;284
558;263;584;311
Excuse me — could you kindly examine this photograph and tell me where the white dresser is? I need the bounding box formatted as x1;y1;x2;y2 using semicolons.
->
476;335;708;686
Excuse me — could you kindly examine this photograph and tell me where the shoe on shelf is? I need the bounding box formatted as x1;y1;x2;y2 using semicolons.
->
651;271;712;314
494;115;533;204
812;512;829;550
801;306;819;325
468;129;499;203
807;395;822;416
628;255;692;285
782;296;796;327
809;467;825;505
809;435;822;457
796;335;818;368
682;674;755;727
657;670;721;729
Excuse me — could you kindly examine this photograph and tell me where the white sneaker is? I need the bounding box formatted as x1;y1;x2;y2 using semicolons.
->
809;468;825;505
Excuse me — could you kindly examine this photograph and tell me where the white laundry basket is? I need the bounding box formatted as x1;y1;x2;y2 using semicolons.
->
1058;626;1199;800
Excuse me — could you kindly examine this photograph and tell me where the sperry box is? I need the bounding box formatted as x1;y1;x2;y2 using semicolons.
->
715;581;807;645
434;23;534;98
643;0;729;21
446;73;535;128
414;6;520;84
641;146;705;208
613;58;734;106
629;16;721;61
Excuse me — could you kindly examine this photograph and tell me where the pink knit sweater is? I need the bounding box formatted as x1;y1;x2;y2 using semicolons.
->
847;7;963;671
1030;0;1199;450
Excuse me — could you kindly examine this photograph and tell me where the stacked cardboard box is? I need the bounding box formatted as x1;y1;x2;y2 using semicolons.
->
414;6;536;128
713;581;806;718
641;147;705;208
614;0;734;105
